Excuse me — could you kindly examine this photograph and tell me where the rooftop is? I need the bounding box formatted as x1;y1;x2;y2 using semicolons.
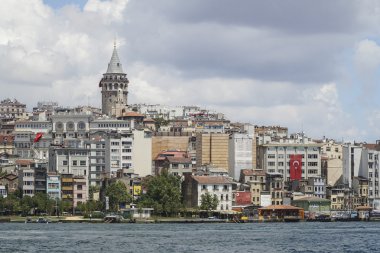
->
192;176;233;184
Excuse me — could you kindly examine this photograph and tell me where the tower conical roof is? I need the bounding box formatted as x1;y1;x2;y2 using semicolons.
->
106;45;124;74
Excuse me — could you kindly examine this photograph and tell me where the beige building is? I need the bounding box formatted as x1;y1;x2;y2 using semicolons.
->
131;129;152;177
196;133;229;171
73;176;88;208
152;134;191;159
321;141;343;186
240;169;266;206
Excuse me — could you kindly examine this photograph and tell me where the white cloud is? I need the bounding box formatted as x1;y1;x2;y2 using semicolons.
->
1;0;380;142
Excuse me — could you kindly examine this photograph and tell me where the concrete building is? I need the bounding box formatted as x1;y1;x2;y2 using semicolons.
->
105;129;152;178
160;156;193;176
239;169;266;206
73;176;88;207
0;135;14;155
46;173;61;200
321;140;343;187
51;112;91;146
0;98;26;119
0;173;18;193
228;133;253;181
48;147;89;177
99;45;129;116
85;137;106;187
342;143;368;188
17;160;36;197
196;133;229;171
61;174;74;207
182;175;233;211
266;173;284;205
257;142;323;180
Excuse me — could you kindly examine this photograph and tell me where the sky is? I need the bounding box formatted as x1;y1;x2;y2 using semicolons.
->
1;0;380;142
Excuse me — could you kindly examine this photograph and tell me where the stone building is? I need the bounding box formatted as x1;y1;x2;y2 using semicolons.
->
99;45;129;116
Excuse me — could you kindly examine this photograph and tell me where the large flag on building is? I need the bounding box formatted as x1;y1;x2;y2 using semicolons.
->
290;154;302;180
33;132;43;143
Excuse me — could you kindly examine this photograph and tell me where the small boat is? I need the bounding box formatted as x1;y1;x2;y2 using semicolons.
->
103;214;124;223
36;217;49;223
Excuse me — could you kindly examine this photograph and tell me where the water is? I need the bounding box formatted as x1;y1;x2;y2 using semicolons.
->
0;222;379;253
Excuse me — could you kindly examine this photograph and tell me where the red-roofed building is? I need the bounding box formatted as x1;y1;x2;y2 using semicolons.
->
154;150;189;175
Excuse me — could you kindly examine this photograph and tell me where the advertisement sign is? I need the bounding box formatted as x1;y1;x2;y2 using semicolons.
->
290;154;302;180
260;193;271;207
133;185;142;196
235;191;251;205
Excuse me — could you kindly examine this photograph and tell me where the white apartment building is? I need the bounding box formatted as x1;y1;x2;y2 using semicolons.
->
105;129;152;177
342;144;368;188
228;133;253;181
257;142;323;180
183;176;233;211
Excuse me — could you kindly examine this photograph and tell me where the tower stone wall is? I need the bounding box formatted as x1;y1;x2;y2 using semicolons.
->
99;46;129;116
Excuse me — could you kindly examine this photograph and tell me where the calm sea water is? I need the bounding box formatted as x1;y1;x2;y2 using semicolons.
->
0;222;379;253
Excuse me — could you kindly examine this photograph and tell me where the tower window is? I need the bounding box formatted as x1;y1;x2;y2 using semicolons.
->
117;63;120;66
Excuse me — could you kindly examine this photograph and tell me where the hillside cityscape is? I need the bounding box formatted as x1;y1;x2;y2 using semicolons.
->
0;45;378;222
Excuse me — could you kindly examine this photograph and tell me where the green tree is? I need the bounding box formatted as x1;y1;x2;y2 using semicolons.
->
200;193;219;211
105;181;132;212
140;172;182;216
154;117;169;130
20;195;34;216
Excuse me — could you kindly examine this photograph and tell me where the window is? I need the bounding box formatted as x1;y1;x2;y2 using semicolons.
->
202;185;207;190
213;185;219;191
80;161;86;166
72;160;77;166
278;162;284;166
221;194;224;200
63;160;68;166
268;162;275;167
77;185;83;190
77;194;83;199
308;154;318;159
268;154;275;159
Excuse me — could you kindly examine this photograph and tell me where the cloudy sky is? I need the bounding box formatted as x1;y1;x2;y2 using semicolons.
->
1;0;380;141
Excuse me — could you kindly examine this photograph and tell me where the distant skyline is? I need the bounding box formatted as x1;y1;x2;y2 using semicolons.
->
1;0;380;141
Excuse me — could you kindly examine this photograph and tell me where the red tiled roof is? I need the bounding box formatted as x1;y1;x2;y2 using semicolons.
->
363;144;380;151
241;169;266;176
0;135;14;144
143;118;155;122
192;176;233;184
15;159;34;166
166;156;191;164
122;111;144;117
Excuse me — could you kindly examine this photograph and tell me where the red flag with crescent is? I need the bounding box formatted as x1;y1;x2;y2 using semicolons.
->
290;154;302;180
34;132;43;143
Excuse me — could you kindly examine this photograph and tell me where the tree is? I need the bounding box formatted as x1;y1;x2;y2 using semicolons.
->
105;181;132;212
140;172;182;216
200;193;219;211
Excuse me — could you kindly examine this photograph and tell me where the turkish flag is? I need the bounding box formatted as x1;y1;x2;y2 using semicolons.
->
290;154;302;180
34;132;43;143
